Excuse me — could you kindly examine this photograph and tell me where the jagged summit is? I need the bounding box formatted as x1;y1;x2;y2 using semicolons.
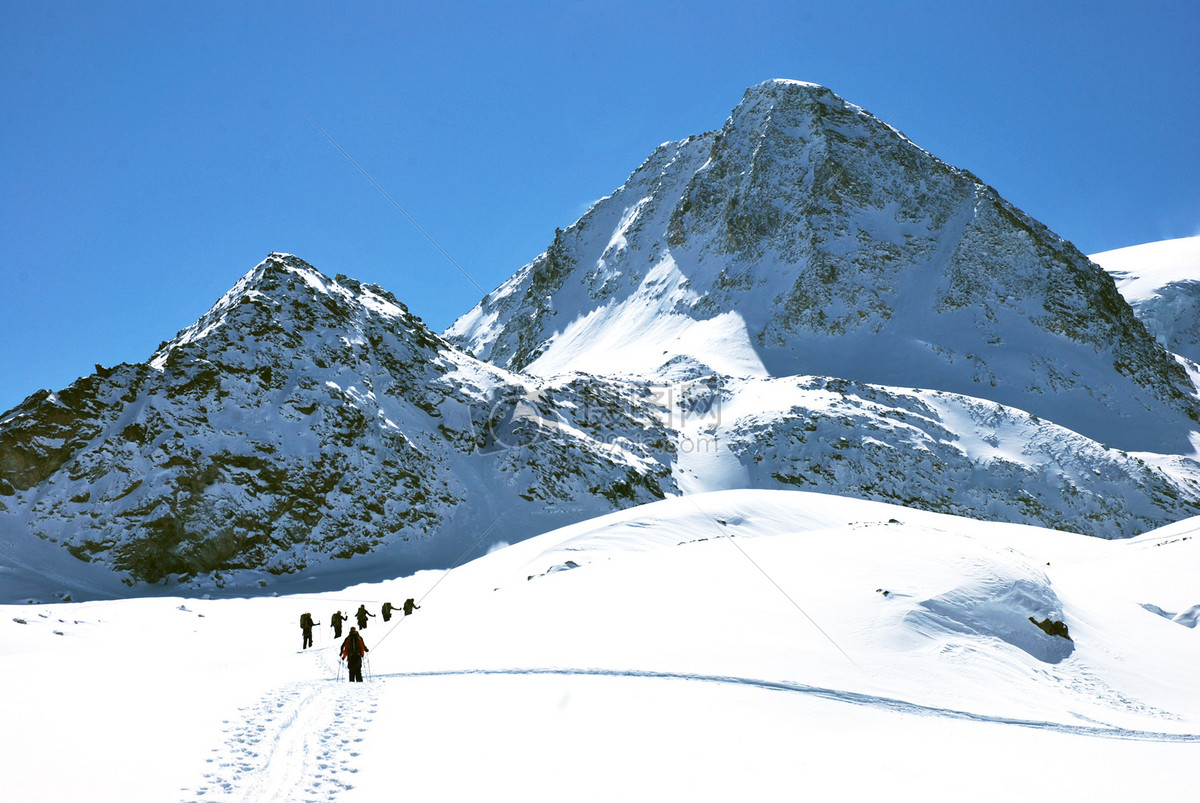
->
737;78;925;147
448;81;1200;452
733;77;871;117
758;78;822;87
149;253;421;371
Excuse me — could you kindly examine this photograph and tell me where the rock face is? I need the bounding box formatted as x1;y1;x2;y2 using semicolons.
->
694;375;1200;540
448;80;1199;453
0;255;674;592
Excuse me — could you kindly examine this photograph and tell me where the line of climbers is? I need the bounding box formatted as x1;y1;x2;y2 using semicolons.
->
298;599;421;681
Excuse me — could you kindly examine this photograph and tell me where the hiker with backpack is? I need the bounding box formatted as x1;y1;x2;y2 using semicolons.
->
403;598;420;616
300;612;319;649
355;604;375;630
330;610;347;638
340;627;369;682
381;601;396;622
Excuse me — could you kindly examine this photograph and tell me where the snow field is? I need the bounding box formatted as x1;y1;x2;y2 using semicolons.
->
2;490;1197;801
351;672;1198;803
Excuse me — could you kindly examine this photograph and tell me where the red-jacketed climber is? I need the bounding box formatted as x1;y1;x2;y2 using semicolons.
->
340;626;369;682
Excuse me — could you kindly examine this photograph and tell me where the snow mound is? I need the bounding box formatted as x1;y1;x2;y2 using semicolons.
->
907;570;1074;663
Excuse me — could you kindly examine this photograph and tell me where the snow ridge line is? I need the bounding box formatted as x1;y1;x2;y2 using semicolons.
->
381;667;1200;743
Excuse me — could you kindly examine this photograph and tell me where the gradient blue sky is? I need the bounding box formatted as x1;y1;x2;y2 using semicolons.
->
2;1;1198;414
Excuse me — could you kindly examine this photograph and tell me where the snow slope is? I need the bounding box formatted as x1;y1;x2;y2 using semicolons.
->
1093;235;1200;305
1092;235;1200;363
3;490;1196;801
671;373;1200;539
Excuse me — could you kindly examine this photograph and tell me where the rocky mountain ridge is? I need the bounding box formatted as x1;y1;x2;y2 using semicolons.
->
0;255;675;596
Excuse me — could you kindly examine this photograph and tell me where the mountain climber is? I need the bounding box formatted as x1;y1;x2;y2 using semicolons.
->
381;601;395;622
403;598;420;616
356;604;375;630
300;612;319;649
340;627;369;682
330;610;346;638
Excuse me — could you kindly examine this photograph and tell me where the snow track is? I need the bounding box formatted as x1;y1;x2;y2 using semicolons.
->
379;667;1200;744
183;651;378;802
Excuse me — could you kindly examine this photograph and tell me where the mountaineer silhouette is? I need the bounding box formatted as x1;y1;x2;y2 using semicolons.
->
340;627;368;682
300;612;319;649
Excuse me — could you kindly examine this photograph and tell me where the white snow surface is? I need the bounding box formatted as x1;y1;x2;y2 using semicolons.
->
1091;236;1200;365
1091;235;1200;303
3;490;1197;802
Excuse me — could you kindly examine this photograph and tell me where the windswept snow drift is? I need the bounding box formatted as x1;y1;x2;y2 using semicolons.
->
2;490;1197;802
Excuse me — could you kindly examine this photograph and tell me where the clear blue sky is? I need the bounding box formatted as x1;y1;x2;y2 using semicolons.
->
2;1;1198;415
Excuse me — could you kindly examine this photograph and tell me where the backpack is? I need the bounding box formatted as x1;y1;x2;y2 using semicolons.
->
345;634;363;658
301;613;313;629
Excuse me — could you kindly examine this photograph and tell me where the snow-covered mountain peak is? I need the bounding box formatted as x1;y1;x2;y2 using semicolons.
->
733;76;835;108
0;252;686;595
731;77;863;123
149;253;424;372
448;82;1200;452
757;77;824;89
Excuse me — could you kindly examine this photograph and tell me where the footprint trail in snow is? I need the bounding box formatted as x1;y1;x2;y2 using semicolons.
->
182;653;379;802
